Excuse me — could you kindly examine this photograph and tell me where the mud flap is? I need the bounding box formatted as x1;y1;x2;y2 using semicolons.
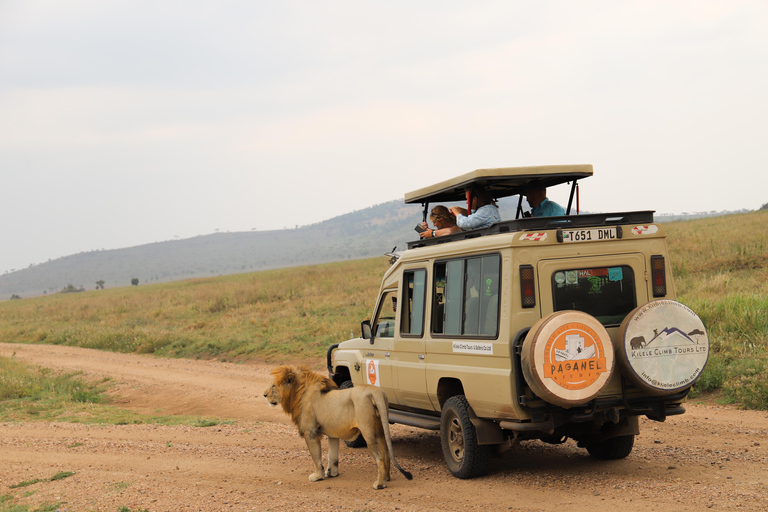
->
576;416;639;447
468;405;504;445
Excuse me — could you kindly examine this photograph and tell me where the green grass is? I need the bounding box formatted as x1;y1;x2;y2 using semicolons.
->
0;356;236;425
0;473;75;512
0;211;767;409
666;210;768;408
0;258;388;362
8;472;75;490
0;503;61;512
0;356;110;422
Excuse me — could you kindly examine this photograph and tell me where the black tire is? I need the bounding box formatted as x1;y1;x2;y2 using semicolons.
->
440;395;490;479
586;434;635;460
339;381;367;448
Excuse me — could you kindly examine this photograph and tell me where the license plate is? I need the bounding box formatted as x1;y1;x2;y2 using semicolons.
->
559;227;620;243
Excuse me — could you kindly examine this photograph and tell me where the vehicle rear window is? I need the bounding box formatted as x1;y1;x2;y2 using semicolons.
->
551;266;636;325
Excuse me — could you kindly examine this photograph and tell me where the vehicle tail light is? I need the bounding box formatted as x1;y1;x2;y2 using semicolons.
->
651;255;667;297
520;265;536;308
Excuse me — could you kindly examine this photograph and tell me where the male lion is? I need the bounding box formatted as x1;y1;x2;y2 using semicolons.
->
263;364;413;489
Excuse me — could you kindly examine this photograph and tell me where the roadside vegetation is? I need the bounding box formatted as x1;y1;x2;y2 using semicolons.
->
666;210;768;409
0;471;149;512
0;355;230;426
0;211;766;410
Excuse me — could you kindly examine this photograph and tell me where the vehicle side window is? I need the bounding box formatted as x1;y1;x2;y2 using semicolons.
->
432;254;500;337
401;269;426;336
373;290;397;338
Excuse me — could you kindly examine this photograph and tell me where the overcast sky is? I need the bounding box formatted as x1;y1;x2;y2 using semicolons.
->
1;1;766;275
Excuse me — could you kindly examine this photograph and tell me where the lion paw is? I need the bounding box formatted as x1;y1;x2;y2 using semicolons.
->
309;472;325;482
325;467;339;478
372;481;388;490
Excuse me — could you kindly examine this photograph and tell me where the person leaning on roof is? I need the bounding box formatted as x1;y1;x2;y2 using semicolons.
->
420;205;463;239
524;185;565;217
449;184;501;230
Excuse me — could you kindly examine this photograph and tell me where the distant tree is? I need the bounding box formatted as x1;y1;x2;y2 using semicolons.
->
761;202;767;210
10;294;21;300
60;284;84;294
96;280;105;290
131;278;139;286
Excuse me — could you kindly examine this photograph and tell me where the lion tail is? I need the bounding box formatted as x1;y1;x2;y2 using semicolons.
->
372;390;413;481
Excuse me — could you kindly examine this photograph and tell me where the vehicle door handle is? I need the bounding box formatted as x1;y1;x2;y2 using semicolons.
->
418;354;425;360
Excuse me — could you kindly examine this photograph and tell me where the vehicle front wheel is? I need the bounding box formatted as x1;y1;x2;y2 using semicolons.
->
339;381;367;448
440;395;490;479
586;434;635;460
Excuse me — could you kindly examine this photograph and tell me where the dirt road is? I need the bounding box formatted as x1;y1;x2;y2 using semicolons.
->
1;343;767;512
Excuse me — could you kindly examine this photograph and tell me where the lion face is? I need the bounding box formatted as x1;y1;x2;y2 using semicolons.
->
263;383;281;408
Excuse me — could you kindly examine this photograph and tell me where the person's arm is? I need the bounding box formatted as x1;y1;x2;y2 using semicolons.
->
419;222;434;238
420;225;458;238
455;207;495;229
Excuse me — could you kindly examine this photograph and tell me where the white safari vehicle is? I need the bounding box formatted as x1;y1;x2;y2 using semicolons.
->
328;165;709;478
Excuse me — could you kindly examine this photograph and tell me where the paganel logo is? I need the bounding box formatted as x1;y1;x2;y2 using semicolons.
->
542;323;608;390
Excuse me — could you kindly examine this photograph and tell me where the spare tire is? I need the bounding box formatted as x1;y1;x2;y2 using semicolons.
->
521;311;615;408
617;300;709;395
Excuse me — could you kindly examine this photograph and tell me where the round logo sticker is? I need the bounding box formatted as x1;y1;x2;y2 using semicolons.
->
619;300;709;394
542;322;609;390
367;360;378;386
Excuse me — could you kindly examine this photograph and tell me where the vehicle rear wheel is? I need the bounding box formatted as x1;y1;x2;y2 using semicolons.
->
339;381;367;448
586;434;635;460
440;395;490;479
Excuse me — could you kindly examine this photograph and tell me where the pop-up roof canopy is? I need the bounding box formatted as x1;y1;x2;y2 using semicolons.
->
404;164;593;205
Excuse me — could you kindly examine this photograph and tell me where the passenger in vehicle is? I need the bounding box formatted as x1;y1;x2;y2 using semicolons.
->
449;184;501;230
419;205;462;239
524;185;565;217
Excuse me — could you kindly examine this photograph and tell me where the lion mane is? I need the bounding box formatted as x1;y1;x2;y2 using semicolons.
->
270;364;337;430
264;364;412;489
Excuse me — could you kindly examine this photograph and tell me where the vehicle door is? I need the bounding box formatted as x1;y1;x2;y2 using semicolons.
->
366;289;397;401
392;267;432;410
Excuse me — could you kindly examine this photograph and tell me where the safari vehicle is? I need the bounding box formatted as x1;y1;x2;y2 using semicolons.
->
327;164;709;479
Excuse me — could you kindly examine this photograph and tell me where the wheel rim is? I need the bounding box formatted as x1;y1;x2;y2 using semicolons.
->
447;415;465;463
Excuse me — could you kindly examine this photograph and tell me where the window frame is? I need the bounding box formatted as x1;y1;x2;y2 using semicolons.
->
430;252;501;340
400;268;428;338
372;289;398;339
550;264;638;326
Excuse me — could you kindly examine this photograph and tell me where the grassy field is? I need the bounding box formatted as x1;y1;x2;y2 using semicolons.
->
665;210;768;408
0;355;232;426
0;257;389;361
1;210;766;413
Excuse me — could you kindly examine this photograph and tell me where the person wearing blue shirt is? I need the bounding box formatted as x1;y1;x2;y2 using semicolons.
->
449;184;501;230
525;185;565;217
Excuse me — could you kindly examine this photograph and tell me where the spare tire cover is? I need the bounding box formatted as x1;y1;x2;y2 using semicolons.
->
617;300;709;395
521;311;615;408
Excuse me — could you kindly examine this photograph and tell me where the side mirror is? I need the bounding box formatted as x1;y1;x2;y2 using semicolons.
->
361;320;373;342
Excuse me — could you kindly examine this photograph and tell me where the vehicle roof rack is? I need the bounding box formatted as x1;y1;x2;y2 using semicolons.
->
405;164;593;223
404;164;593;204
406;210;655;250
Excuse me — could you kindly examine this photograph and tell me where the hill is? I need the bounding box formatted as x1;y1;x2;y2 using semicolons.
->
0;210;766;409
0;195;752;301
0;199;424;300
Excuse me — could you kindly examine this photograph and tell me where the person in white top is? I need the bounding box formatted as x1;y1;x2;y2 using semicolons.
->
449;184;501;230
